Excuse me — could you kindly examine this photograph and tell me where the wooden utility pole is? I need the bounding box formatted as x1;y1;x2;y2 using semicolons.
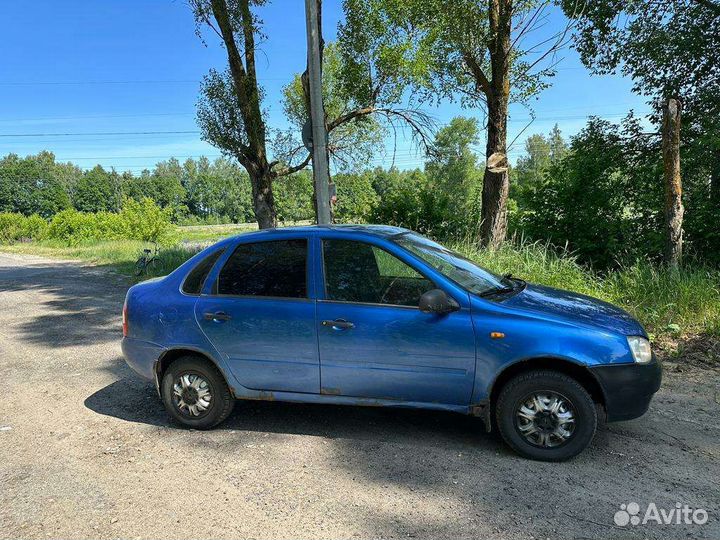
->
662;97;684;268
304;0;332;224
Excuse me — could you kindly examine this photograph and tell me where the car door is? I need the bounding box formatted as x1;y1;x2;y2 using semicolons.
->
315;236;476;405
194;236;320;394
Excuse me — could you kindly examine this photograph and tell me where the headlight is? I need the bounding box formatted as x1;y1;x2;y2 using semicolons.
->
627;336;652;364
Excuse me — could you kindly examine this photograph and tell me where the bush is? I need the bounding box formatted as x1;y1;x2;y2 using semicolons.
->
47;209;124;244
0;213;48;243
44;198;174;245
119;197;175;243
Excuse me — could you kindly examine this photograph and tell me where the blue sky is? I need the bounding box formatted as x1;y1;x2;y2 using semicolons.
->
0;0;650;173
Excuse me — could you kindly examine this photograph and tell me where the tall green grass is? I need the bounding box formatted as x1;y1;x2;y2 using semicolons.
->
453;239;720;338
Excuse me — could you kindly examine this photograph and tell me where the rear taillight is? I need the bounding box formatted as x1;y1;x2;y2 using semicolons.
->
122;299;129;337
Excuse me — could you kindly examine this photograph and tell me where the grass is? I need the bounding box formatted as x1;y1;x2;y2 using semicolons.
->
2;225;719;343
453;239;720;340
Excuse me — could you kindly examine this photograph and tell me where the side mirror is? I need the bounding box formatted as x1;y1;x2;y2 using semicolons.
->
419;289;460;315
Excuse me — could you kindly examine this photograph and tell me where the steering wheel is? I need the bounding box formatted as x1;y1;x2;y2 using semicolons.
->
379;276;401;304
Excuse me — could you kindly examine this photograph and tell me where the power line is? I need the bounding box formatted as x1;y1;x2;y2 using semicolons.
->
0;130;200;138
0;112;195;122
57;153;224;161
0;78;290;86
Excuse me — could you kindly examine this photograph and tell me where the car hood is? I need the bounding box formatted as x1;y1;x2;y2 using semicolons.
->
500;283;645;337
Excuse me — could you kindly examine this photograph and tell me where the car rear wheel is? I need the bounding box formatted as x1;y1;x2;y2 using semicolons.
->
495;370;597;461
161;356;234;429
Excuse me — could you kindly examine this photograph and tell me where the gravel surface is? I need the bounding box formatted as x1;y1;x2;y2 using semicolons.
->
0;253;718;539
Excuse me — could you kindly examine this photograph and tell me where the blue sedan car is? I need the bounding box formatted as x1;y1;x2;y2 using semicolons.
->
122;225;661;461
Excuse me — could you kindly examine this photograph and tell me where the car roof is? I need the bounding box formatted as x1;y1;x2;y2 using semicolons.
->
230;224;412;241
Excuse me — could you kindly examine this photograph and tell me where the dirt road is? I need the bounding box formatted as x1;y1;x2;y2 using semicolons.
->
1;253;718;539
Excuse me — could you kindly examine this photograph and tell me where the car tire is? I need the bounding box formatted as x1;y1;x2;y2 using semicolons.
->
495;370;597;461
161;356;234;429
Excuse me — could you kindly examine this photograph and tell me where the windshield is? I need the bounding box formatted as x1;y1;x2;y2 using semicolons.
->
394;233;506;295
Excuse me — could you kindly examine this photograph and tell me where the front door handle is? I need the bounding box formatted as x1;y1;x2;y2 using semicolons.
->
204;311;232;322
321;319;354;330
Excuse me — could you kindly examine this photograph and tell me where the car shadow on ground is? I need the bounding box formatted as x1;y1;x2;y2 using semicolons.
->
84;363;503;452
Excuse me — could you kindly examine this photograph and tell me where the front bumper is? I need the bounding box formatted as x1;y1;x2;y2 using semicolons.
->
589;355;662;422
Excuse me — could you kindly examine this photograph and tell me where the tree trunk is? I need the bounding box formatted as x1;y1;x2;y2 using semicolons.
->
208;0;276;230
479;91;510;249
250;168;278;229
662;97;684;268
478;0;512;249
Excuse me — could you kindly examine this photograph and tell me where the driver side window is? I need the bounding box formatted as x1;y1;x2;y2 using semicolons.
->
322;239;434;307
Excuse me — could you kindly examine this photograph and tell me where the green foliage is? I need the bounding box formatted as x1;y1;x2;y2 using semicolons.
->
280;43;384;171
424;117;483;237
274;171;315;223
565;0;720;267
0;213;48;243
370;168;430;231
47;209;126;244
119;197;175;243
73;165;122;213
0;152;73;217
182;158;253;223
512;117;664;268
369;117;483;237
564;0;720;118
339;0;557;110
333;171;379;223
43;198;173;246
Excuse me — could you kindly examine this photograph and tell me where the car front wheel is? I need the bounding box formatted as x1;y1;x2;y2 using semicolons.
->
495;370;597;461
161;356;234;429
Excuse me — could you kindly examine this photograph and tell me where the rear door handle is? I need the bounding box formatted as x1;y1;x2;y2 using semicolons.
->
321;319;354;330
204;311;232;322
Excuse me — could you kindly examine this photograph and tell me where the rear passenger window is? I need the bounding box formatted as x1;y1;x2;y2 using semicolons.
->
182;248;225;295
218;239;307;298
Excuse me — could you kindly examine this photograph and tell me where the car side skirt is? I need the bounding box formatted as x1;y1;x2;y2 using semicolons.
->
232;388;472;415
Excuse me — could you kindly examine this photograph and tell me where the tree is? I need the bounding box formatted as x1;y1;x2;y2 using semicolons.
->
274;170;315;223
548;124;567;163
563;0;720;263
281;43;384;173
74;165;122;213
515;134;551;187
191;0;311;229
515;116;664;268
332;171;379;223
563;0;720;116
424;117;483;236
662;98;684;267
341;0;575;248
513;124;567;191
0;152;72;217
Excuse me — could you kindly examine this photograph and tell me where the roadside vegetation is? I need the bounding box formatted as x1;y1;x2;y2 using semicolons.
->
1;203;718;348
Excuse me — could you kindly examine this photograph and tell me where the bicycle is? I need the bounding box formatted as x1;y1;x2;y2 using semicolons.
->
134;242;162;276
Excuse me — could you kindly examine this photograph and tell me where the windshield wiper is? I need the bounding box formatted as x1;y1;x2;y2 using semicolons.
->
479;285;516;298
502;273;527;290
479;274;527;298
